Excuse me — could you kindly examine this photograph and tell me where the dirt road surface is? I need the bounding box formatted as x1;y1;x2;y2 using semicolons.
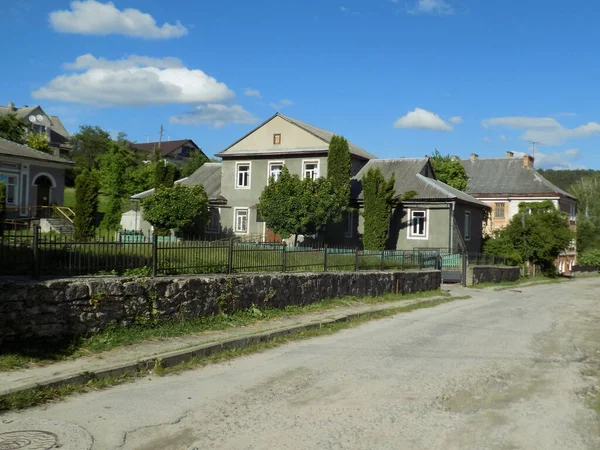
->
4;278;600;449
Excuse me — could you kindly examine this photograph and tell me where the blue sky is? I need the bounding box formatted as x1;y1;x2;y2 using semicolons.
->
1;0;600;169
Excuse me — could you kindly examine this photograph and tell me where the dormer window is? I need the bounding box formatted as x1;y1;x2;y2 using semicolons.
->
273;134;281;145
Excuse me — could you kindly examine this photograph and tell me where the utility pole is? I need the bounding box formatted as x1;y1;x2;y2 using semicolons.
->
529;141;540;158
158;125;164;152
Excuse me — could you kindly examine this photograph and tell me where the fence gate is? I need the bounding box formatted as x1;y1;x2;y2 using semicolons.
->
440;252;465;284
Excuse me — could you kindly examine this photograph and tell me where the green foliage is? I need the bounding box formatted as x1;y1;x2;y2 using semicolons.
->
484;200;573;273
0;182;5;237
74;172;100;240
0;113;26;143
429;149;469;191
70;125;112;173
327;135;352;223
362;168;396;251
401;190;418;202
576;216;600;255
538;169;600;192
258;166;343;243
180;149;209;178
570;175;600;219
153;149;178;188
579;249;600;269
26;133;50;153
142;184;209;235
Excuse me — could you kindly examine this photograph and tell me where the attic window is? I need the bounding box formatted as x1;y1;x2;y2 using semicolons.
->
273;134;281;145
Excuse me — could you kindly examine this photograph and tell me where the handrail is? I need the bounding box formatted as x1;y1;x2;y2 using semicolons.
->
53;206;75;224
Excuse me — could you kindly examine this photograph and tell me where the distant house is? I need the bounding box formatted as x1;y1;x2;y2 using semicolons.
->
0;137;74;220
462;152;578;273
0;102;71;158
123;163;224;236
128;139;205;167
351;158;490;253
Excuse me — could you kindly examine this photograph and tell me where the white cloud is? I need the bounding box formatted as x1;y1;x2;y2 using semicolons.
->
409;0;453;15
482;116;600;146
49;0;187;39
32;54;234;106
244;88;261;98
169;104;259;129
499;135;507;141
393;108;453;131
482;137;491;142
510;149;585;170
270;99;294;110
449;116;463;124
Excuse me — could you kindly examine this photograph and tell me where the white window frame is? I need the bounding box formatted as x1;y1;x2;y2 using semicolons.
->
0;172;19;206
570;204;577;221
234;207;249;235
464;211;472;241
205;208;220;233
235;162;251;189
407;209;428;240
344;211;354;238
302;159;320;180
267;161;284;184
494;202;505;218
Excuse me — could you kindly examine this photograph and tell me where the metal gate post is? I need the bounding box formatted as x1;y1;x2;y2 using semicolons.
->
461;252;468;287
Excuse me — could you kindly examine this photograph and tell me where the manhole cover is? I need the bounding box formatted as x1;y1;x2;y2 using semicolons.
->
0;431;57;450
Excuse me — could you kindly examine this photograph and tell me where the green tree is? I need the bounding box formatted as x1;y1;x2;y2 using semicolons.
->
0;181;6;237
361;167;396;251
70;125;112;173
142;184;209;236
74;172;100;240
429;149;469;191
327;135;352;223
26;132;50;153
0;113;26;143
258;166;343;244
484;200;573;274
153;149;178;188
180;149;209;178
579;249;600;269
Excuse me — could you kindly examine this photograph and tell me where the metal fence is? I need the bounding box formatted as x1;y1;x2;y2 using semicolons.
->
0;229;453;278
468;252;511;266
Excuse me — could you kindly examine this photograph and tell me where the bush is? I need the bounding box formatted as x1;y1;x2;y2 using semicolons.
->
579;249;600;270
74;172;99;240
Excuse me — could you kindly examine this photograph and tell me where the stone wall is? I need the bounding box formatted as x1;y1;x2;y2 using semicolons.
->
467;266;520;286
0;270;441;345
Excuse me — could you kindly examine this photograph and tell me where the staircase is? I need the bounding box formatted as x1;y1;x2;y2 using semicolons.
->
40;217;75;235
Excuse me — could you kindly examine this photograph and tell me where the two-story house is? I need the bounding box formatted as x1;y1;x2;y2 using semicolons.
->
128;139;205;167
0;102;71;158
213;113;376;239
462;152;578;273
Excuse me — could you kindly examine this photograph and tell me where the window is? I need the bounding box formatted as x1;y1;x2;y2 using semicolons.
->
494;202;505;218
409;210;427;239
0;174;17;205
303;160;319;180
234;208;249;234
570;204;577;220
235;163;251;189
268;162;284;183
464;211;472;241
344;211;354;237
206;209;220;232
273;134;281;145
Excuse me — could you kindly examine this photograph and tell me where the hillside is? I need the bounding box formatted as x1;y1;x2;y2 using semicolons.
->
537;169;600;192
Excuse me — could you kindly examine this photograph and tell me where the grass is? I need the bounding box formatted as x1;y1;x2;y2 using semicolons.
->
0;293;468;412
63;187;111;214
469;275;567;291
0;289;450;372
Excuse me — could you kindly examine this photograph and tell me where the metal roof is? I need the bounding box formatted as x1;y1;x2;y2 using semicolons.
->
131;163;223;201
218;113;377;160
461;157;575;199
0;137;74;165
129;139;203;157
352;158;488;208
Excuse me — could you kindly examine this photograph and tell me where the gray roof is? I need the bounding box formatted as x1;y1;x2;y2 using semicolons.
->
462;157;575;199
132;163;223;201
47;115;70;139
218;113;377;160
352;158;488;208
0;137;73;165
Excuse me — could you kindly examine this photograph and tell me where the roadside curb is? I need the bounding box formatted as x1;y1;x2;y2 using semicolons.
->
0;295;454;399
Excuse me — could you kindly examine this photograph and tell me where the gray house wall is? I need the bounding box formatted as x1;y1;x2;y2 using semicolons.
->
453;202;484;254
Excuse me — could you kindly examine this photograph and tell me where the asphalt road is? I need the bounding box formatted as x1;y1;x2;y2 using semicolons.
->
4;278;600;449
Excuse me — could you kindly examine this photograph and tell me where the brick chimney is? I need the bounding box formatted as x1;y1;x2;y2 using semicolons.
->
470;153;478;162
7;102;15;111
506;151;514;158
523;154;535;168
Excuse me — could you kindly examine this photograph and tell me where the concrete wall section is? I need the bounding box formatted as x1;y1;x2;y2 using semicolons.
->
0;270;441;344
467;265;520;286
